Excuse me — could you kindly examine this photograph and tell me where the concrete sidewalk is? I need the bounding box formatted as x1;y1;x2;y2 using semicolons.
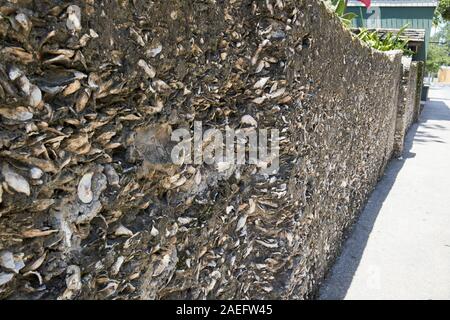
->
319;85;450;300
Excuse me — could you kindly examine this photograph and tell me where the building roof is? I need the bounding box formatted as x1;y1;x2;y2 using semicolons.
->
352;28;426;43
348;0;438;7
383;28;425;42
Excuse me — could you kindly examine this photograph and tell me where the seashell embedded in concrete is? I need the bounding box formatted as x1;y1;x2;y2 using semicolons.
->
0;0;413;300
14;13;31;34
0;273;14;286
2;165;31;196
77;173;94;204
30;167;44;180
138;59;156;79
114;225;133;237
0;251;15;270
0;251;25;274
29;85;42;107
8;67;22;81
146;42;162;58
241;115;258;127
253;77;270;89
66;5;82;32
0;106;33;121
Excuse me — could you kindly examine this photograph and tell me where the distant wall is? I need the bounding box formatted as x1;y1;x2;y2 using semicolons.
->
394;58;421;157
0;0;417;300
414;62;425;122
438;67;450;84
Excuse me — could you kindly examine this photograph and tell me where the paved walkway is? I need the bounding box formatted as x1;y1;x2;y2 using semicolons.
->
319;85;450;300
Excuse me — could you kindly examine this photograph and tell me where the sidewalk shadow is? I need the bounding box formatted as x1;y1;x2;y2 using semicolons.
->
414;101;450;144
317;114;424;300
422;100;450;122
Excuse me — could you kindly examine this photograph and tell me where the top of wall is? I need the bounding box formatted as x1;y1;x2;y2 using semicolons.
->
348;0;438;7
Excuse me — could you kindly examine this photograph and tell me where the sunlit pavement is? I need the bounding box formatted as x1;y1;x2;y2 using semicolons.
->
319;84;450;300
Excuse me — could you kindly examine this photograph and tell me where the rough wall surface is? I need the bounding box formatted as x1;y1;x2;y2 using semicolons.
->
0;0;402;299
413;61;424;123
394;58;420;157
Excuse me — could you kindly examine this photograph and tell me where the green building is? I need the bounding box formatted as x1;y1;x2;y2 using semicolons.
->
347;0;438;61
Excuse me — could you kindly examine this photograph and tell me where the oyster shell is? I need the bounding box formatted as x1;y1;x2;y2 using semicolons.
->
2;164;31;196
0;106;33;121
0;273;14;286
77;173;94;204
66;5;82;32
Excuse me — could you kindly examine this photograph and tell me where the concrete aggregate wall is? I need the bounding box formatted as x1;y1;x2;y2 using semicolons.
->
0;0;418;300
394;58;419;157
394;58;425;157
414;62;425;123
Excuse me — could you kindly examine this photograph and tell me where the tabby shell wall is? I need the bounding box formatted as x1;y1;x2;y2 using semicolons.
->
0;0;404;299
394;57;422;157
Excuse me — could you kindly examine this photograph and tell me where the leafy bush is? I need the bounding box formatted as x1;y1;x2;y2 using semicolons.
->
323;0;413;56
434;0;450;24
324;0;358;28
426;24;450;73
357;25;414;55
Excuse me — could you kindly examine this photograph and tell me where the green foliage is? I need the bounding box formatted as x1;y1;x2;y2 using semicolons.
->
427;44;450;73
426;23;450;73
323;0;413;56
428;0;450;73
357;25;414;55
324;0;357;28
434;0;450;24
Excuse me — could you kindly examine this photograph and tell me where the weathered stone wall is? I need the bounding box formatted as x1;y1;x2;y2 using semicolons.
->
0;0;404;299
413;61;425;123
394;58;421;157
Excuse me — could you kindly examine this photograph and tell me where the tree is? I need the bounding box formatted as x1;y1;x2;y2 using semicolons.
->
426;23;450;73
434;0;450;24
